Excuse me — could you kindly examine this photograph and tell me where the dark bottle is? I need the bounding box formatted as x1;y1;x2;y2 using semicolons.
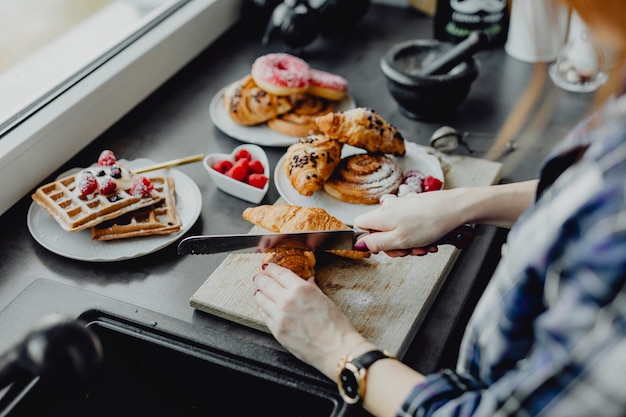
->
433;0;509;46
262;0;320;48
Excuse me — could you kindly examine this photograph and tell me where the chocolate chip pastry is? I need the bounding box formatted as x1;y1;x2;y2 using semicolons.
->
284;134;343;196
314;107;406;156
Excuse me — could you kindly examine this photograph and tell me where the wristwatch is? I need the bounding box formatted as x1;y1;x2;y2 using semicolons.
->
336;349;395;405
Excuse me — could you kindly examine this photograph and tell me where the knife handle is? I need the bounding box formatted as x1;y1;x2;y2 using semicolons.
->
433;224;474;249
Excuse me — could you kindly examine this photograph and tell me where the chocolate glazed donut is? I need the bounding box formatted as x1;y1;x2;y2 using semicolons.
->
323;154;404;204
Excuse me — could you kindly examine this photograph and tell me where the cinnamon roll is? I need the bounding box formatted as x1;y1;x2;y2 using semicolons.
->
223;75;292;126
323;154;403;204
268;93;335;137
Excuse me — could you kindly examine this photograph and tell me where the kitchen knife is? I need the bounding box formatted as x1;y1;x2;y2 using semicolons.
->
177;224;474;255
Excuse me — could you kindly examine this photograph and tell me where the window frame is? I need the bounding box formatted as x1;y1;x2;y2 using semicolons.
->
0;0;241;216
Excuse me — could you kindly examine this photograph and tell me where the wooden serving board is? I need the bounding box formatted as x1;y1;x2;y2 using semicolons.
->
190;151;503;357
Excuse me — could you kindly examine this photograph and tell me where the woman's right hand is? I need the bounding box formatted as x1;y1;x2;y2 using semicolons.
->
353;189;465;256
353;181;538;256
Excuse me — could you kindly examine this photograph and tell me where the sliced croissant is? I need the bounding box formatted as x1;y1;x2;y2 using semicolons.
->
284;134;342;196
261;248;316;279
243;204;370;260
223;75;292;126
314;107;406;156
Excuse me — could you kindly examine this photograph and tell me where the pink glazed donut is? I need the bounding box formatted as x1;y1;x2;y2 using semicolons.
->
251;53;311;96
308;69;348;101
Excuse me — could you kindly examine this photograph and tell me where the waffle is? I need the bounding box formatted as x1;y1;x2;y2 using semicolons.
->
31;169;165;232
90;176;181;241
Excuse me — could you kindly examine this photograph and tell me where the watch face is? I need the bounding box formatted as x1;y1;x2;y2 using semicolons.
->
339;368;359;401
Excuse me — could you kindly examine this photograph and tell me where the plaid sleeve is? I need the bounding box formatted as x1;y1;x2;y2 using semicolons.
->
397;187;626;417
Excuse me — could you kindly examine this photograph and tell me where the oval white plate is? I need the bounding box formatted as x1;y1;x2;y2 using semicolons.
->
209;85;356;147
274;142;444;225
27;158;202;262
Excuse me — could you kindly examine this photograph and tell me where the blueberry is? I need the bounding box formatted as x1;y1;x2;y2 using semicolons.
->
110;165;122;179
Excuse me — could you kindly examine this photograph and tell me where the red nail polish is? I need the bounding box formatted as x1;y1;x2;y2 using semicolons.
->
354;241;368;251
261;263;268;270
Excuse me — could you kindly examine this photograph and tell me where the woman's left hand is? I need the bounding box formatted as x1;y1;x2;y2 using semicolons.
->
253;263;367;379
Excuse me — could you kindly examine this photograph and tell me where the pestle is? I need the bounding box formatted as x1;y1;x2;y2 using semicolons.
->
419;31;490;76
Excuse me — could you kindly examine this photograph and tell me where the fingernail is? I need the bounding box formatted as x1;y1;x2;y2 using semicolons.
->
354;241;368;251
253;274;257;282
253;289;260;296
261;263;268;270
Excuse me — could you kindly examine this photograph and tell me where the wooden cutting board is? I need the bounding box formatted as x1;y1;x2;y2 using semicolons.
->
191;150;503;357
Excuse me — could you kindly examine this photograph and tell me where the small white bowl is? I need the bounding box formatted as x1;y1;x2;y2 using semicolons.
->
204;144;270;204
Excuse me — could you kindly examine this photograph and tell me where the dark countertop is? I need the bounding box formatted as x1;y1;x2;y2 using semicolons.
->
0;4;592;412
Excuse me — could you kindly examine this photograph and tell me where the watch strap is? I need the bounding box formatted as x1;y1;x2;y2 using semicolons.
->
352;349;393;371
337;349;394;405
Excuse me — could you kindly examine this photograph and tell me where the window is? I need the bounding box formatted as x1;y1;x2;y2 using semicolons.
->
0;0;240;216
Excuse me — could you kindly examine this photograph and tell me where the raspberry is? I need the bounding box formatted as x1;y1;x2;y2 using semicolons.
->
422;176;443;192
235;157;250;169
98;150;117;167
226;164;248;182
248;159;265;174
78;171;98;197
213;159;233;174
99;177;118;195
234;149;252;161
130;176;154;197
247;173;268;189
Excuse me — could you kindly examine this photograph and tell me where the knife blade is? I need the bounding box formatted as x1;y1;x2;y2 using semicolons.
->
177;229;365;255
177;224;474;255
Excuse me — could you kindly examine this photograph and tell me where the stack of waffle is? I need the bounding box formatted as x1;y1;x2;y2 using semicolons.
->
31;151;182;241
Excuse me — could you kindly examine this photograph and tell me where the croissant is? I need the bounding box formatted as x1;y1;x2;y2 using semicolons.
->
243;204;370;260
223;75;292;126
261;248;316;279
314;107;406;156
284;134;342;196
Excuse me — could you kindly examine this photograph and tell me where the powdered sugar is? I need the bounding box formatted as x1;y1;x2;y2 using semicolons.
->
310;68;348;91
251;53;311;88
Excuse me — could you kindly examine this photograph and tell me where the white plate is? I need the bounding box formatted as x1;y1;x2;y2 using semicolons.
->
209;85;356;147
27;158;202;262
274;142;444;225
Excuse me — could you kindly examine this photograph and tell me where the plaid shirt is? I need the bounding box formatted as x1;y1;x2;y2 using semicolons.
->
399;94;626;417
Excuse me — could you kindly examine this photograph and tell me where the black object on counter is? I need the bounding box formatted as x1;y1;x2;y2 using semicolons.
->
263;0;319;48
380;38;480;120
309;0;370;35
262;0;370;48
433;0;509;46
0;314;103;413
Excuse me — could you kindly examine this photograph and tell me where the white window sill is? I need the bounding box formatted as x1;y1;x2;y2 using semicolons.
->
0;0;241;216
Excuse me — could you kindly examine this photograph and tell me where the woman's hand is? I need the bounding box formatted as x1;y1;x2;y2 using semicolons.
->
253;263;368;379
354;190;464;256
